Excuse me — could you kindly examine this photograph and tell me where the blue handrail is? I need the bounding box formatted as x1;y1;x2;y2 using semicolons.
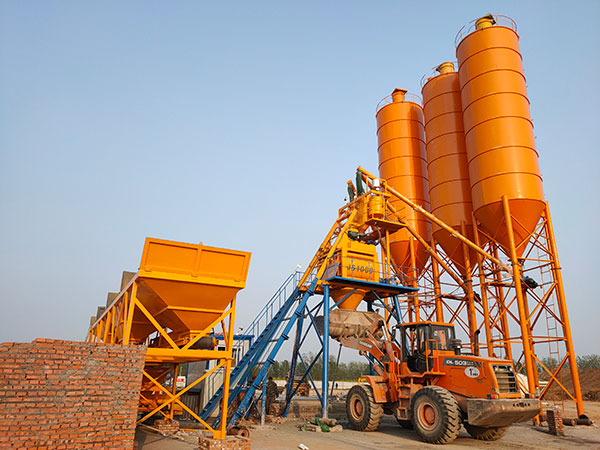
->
199;271;303;421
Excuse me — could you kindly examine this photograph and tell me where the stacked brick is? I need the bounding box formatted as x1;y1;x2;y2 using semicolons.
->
0;338;146;449
198;435;252;450
153;419;180;434
546;407;565;436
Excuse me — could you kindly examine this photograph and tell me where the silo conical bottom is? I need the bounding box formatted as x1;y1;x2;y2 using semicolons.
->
474;198;545;258
389;240;429;279
433;228;481;276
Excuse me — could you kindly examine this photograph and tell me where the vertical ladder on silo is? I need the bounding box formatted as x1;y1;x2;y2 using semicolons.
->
540;245;563;408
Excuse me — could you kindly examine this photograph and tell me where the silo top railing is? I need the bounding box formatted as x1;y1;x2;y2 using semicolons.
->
376;92;423;113
419;62;459;89
454;14;517;47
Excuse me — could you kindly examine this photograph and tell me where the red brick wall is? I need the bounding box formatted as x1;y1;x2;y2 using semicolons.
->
0;339;146;449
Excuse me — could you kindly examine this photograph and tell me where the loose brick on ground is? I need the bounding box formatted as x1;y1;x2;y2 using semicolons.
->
198;435;252;450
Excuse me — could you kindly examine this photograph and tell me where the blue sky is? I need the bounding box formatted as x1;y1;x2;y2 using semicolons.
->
1;1;599;358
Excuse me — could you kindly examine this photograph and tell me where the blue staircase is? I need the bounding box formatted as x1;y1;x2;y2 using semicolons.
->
199;271;310;424
224;278;318;428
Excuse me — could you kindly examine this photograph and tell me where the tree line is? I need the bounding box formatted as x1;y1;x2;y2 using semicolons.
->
265;353;371;381
538;354;600;371
262;353;600;381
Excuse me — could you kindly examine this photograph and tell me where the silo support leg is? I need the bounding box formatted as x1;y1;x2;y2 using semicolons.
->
502;196;537;397
543;204;585;417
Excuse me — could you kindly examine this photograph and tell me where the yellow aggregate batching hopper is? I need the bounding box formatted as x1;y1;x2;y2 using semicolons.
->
87;237;251;439
134;238;251;346
88;237;251;362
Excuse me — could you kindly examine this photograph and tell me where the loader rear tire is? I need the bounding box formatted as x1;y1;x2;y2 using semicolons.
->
464;424;509;441
346;384;383;431
411;386;460;444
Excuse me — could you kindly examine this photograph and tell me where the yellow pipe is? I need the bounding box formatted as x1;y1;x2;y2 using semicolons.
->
297;215;342;288
315;210;359;281
389;202;467;291
358;166;512;273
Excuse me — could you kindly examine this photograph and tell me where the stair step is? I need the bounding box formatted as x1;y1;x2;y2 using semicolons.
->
199;275;303;421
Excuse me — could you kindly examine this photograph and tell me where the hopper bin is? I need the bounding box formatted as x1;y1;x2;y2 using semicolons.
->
131;238;251;346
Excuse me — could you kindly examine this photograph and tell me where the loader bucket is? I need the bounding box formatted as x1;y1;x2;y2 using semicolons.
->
316;309;385;340
466;398;541;427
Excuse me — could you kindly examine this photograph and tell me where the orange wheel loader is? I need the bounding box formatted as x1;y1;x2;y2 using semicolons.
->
331;310;540;444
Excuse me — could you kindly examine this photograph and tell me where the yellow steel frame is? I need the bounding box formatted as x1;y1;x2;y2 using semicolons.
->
475;199;584;414
356;166;585;417
86;271;239;439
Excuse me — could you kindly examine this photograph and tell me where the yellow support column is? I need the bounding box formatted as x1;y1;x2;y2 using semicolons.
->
217;297;237;439
543;203;585;417
502;195;537;396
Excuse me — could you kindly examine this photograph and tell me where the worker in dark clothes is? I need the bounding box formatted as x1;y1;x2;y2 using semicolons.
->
265;376;278;415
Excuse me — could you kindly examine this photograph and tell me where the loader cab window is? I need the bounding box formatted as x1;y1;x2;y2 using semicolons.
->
417;327;427;353
430;326;454;351
400;326;417;357
401;324;456;372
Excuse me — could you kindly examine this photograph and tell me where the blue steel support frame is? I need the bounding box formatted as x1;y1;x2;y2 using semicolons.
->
281;283;415;418
260;372;267;425
322;284;330;418
219;274;416;429
227;279;318;428
284;307;304;407
201;275;302;422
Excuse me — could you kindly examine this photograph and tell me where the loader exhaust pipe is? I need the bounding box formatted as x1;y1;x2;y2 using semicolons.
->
474;329;480;356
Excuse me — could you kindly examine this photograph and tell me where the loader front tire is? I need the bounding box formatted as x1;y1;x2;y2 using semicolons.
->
464;424;509;441
411;386;460;444
346;384;383;431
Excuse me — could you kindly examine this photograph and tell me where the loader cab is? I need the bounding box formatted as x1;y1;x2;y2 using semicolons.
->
400;322;457;372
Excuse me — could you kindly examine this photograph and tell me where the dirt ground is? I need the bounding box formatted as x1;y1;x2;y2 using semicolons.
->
542;368;600;401
136;401;600;450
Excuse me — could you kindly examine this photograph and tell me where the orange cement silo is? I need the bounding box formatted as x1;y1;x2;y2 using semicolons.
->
421;62;477;275
456;15;544;256
376;89;431;274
